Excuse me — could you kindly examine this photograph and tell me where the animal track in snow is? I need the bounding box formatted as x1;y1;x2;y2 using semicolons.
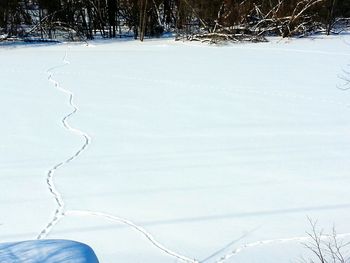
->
65;210;198;263
36;45;350;263
213;232;350;263
37;47;197;263
36;49;91;240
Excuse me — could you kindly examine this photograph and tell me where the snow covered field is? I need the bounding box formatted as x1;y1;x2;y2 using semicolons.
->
1;36;350;262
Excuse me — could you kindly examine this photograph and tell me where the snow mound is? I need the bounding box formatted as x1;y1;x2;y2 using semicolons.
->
0;239;99;263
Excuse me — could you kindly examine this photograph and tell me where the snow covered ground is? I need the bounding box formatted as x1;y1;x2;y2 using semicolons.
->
1;35;350;262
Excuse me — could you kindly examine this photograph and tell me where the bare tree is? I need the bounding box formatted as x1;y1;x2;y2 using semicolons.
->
301;219;350;263
1;0;350;41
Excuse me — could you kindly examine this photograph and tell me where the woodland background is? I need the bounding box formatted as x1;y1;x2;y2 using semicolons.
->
1;0;350;41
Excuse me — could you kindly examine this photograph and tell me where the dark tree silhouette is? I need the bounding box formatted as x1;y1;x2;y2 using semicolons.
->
0;0;349;41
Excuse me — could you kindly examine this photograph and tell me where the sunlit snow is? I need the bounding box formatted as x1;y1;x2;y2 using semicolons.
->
1;36;350;262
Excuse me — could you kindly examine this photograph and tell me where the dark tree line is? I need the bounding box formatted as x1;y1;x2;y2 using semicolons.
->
0;0;349;41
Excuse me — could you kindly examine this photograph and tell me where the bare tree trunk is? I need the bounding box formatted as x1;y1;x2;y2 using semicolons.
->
4;5;9;34
151;0;162;26
138;0;144;39
326;0;337;35
107;0;117;37
140;0;148;41
38;8;43;39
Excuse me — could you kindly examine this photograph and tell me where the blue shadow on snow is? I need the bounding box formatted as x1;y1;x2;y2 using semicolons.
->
0;239;99;263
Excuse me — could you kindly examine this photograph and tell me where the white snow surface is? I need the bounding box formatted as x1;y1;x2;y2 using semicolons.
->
1;35;350;262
